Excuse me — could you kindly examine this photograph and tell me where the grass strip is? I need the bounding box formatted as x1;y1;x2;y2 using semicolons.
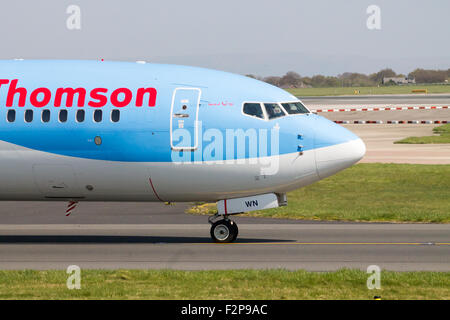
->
187;163;450;223
396;124;450;144
0;269;448;300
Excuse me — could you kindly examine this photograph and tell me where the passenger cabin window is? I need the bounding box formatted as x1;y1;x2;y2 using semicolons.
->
42;109;50;123
111;109;120;122
93;109;102;123
24;110;33;123
243;103;264;119
281;102;309;114
59;110;68;123
76;109;85;122
264;103;285;119
7;109;15;122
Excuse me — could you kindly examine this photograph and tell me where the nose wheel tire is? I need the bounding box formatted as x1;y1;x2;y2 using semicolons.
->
210;219;239;243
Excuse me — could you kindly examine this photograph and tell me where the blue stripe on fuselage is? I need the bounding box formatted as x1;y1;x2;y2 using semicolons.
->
0;60;359;162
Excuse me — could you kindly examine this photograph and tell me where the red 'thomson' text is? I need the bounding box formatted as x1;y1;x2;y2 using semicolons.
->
0;79;157;108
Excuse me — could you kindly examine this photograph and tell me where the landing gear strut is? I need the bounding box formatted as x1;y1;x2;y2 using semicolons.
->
208;214;239;243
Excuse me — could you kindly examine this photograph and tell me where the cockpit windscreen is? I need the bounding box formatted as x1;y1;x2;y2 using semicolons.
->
281;102;309;114
264;103;286;119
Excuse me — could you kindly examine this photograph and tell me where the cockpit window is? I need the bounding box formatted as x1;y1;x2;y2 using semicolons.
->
281;102;309;114
264;103;285;119
243;103;264;119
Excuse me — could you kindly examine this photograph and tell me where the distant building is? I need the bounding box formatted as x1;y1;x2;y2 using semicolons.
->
382;77;416;85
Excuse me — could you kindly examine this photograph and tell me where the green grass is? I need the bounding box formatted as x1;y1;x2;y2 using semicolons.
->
396;124;450;144
187;163;450;223
0;269;448;300
286;84;450;97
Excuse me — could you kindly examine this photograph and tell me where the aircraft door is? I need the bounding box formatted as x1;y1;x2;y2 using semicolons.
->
170;88;201;150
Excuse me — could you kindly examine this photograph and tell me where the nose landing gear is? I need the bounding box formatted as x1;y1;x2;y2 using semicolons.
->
208;214;239;243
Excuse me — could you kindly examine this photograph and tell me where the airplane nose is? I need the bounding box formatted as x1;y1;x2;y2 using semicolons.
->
315;132;366;179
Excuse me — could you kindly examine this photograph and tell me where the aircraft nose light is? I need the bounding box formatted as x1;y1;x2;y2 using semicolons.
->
315;138;366;179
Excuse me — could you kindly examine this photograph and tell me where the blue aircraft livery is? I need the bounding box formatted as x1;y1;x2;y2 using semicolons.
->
0;59;365;242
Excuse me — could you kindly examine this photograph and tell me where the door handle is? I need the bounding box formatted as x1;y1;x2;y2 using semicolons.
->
173;113;189;118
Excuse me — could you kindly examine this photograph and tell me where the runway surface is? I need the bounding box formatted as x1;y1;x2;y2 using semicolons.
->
323;109;450;121
301;94;450;106
344;124;450;164
310;94;450;164
0;203;449;271
0;222;448;271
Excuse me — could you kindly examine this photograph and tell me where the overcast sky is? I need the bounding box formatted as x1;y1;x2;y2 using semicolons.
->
0;0;448;76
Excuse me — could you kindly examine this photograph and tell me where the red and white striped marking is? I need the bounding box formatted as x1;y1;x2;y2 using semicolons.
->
65;201;78;216
313;106;449;113
334;120;449;124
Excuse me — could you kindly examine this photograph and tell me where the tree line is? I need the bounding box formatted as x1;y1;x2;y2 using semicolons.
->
246;68;450;88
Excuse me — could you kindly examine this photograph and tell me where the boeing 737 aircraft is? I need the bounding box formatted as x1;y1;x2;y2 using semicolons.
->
0;60;365;242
